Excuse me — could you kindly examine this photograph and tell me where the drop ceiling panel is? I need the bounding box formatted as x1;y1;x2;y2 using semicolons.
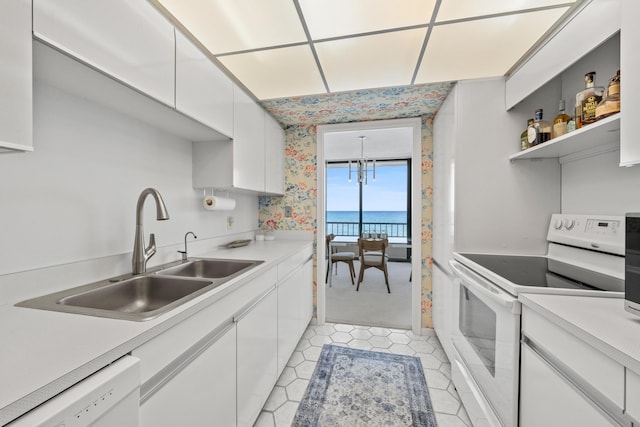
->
436;0;576;22
316;29;427;93
219;45;326;100
415;7;570;84
299;0;436;39
156;0;305;54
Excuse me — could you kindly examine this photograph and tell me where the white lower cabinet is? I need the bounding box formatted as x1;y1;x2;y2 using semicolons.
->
236;288;279;427
278;268;302;375
139;323;237;427
519;343;618;427
299;258;314;333
626;368;640;423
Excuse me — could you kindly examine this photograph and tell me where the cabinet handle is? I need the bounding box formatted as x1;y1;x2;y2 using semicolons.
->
233;286;276;323
140;319;234;404
522;336;629;427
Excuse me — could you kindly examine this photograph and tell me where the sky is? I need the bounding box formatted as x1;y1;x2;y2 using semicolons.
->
326;164;408;211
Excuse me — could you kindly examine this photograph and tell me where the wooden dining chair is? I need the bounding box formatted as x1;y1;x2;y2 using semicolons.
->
357;238;390;293
326;234;357;285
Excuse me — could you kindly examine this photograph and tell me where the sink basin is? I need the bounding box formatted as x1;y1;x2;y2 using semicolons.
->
59;276;211;314
16;275;216;321
16;258;263;321
156;258;261;279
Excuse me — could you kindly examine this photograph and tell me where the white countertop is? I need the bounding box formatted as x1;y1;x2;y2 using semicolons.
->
0;239;312;425
519;293;640;374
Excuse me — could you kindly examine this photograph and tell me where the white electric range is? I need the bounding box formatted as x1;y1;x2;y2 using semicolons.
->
449;214;624;427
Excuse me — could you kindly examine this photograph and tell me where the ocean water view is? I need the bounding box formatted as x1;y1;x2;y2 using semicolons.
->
326;211;408;237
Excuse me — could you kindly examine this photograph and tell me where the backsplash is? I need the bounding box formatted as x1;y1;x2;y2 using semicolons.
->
0;80;258;281
258;83;453;329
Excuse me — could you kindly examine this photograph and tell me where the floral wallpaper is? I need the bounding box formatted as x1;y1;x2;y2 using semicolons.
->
261;82;454;126
258;82;454;330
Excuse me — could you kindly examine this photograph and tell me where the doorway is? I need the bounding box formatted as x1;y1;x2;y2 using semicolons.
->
317;118;422;333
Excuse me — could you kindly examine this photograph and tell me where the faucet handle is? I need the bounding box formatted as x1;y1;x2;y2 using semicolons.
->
146;233;157;258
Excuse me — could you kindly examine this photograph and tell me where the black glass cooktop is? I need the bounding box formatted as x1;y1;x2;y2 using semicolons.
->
461;253;622;291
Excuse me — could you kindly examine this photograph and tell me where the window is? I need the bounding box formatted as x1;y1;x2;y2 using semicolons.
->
326;159;410;238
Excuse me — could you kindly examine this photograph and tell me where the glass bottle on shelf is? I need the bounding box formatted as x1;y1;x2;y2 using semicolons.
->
530;109;551;146
576;71;604;128
521;118;534;150
595;70;620;120
552;100;570;138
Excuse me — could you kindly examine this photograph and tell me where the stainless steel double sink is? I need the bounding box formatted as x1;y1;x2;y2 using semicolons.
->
16;258;262;321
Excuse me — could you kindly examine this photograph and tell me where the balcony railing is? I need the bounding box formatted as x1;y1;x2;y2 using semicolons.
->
326;221;408;238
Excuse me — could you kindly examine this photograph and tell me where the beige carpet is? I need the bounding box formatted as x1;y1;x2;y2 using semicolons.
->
325;260;412;329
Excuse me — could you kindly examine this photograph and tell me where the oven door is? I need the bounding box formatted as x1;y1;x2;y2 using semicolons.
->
449;259;521;427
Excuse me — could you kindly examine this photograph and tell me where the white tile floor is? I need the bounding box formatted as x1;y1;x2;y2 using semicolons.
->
254;323;471;427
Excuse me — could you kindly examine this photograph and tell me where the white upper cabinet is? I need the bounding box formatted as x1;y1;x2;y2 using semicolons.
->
505;0;620;111
264;113;285;195
233;85;266;193
33;0;175;107
0;0;32;152
175;30;234;138
619;0;639;166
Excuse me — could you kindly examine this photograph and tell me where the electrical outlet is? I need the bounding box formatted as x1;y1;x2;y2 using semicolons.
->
226;216;234;230
284;206;292;217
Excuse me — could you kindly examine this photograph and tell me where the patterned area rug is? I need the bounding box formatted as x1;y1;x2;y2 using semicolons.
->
292;344;438;427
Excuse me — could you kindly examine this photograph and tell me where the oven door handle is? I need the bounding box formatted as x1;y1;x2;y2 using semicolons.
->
450;260;521;314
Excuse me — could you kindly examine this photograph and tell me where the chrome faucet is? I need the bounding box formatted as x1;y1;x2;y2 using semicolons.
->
178;231;197;261
132;188;170;275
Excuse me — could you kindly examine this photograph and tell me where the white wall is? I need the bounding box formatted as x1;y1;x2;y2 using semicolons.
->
562;150;640;215
0;80;258;281
454;78;561;255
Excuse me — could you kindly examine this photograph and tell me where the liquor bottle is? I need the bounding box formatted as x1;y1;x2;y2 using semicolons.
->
576;71;604;128
530;109;551;146
552;100;570;138
521;118;534;150
595;70;620;120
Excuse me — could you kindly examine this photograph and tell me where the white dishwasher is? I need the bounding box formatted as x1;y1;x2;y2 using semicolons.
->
8;355;140;427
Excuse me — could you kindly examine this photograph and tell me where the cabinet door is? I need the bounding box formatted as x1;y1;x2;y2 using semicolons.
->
299;258;314;334
265;113;285;195
236;288;278;427
233;86;265;192
140;325;237;427
519;344;618;427
620;0;639;166
278;268;302;375
175;31;234;137
0;0;32;152
33;0;175;106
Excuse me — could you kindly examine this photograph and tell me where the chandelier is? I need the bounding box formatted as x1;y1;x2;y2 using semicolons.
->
348;136;376;185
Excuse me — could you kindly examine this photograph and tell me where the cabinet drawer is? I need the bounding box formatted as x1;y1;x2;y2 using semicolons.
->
277;245;313;280
626;368;640;421
522;307;624;408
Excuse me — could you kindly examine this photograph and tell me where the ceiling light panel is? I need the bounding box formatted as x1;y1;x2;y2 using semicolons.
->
315;29;426;93
218;45;326;100
156;0;305;54
415;7;570;83
299;0;436;39
436;0;577;22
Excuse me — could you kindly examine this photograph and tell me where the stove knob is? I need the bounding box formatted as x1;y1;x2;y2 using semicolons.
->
553;219;563;230
563;219;575;230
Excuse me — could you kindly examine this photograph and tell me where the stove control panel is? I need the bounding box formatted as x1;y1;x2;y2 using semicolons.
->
547;214;624;256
